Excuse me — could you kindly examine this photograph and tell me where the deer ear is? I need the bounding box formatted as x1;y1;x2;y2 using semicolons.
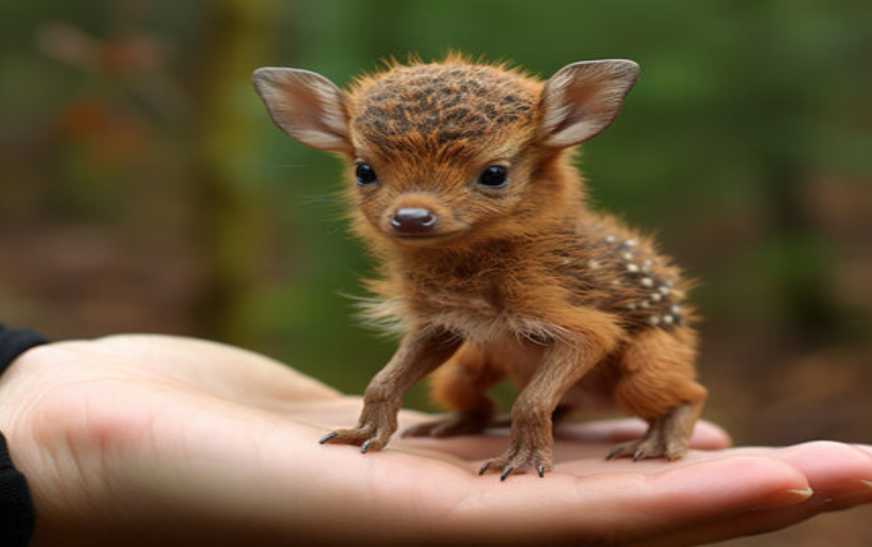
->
539;60;639;148
252;67;351;153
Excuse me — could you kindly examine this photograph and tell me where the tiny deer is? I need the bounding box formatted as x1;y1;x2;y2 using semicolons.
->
253;54;707;480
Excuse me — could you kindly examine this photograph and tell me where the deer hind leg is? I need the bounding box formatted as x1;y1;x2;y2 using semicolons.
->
608;327;708;461
402;342;504;438
478;335;611;480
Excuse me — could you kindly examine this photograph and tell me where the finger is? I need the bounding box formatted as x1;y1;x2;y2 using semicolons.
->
770;442;872;501
642;484;872;547
714;441;872;501
854;444;872;458
640;442;872;546
444;456;811;545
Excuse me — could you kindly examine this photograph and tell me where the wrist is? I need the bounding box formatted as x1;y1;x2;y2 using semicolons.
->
0;323;51;547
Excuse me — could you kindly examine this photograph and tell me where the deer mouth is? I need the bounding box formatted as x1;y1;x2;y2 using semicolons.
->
390;228;469;246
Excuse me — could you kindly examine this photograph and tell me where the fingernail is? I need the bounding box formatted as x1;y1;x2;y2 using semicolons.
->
756;487;814;510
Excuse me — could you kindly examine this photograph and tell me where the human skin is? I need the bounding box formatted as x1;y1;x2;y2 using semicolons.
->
0;335;869;546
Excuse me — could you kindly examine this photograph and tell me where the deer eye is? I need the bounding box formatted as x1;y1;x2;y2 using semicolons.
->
478;165;508;188
355;163;378;186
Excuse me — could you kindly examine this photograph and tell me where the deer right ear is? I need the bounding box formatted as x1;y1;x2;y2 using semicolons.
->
252;67;352;153
539;60;639;148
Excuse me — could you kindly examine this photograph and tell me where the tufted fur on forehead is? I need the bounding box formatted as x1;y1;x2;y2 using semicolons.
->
348;55;542;160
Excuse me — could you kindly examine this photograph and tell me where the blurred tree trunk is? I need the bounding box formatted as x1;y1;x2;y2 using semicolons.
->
190;0;280;345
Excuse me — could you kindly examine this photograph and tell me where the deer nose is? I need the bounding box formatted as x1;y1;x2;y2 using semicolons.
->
391;208;437;234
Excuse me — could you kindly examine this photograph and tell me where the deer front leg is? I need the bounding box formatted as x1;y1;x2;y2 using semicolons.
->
319;328;460;453
479;338;603;480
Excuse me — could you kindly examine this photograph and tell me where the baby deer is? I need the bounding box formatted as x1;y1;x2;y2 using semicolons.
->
253;55;707;480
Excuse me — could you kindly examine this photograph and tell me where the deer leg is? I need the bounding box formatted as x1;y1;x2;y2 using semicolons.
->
607;328;707;461
478;338;603;480
320;328;461;453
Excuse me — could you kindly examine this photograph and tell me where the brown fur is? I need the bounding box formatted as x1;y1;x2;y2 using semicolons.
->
253;54;708;479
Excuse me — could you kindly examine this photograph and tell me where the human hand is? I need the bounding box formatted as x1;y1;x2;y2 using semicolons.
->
0;335;869;546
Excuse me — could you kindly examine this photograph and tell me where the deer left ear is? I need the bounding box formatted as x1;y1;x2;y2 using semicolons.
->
539;60;639;148
252;67;352;153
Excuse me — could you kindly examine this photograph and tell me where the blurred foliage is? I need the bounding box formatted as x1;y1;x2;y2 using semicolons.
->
2;1;872;543
2;0;872;439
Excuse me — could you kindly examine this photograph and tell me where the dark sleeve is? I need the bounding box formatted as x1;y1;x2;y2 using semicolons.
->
0;323;49;547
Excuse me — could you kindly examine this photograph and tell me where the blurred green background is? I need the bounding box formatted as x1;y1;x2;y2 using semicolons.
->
1;1;871;543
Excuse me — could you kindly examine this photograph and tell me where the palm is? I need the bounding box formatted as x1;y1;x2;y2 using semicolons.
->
1;335;870;546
